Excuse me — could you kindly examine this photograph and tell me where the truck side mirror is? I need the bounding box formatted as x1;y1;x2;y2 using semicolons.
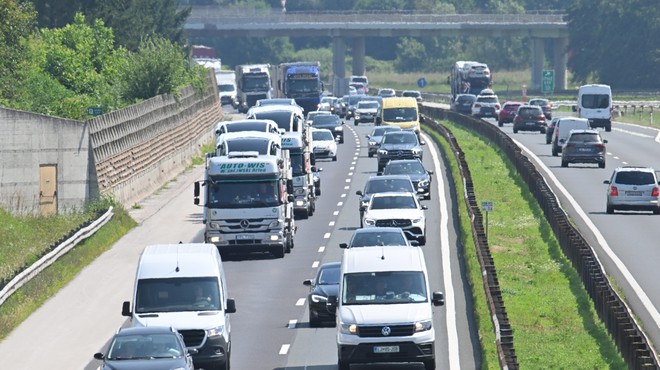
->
122;301;132;317
571;105;577;112
287;180;294;194
432;292;445;306
310;153;317;165
193;182;201;205
225;298;237;314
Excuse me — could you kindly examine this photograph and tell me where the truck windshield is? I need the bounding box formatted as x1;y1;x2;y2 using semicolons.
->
243;75;270;91
287;79;321;94
290;152;306;177
383;107;417;122
582;94;610;109
343;271;427;305
219;84;235;92
207;179;280;208
135;277;222;313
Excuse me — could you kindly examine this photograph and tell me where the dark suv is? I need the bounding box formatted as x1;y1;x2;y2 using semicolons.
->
311;114;345;143
376;130;424;174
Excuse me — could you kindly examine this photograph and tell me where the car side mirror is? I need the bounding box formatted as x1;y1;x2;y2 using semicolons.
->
571;105;577;112
303;279;313;287
559;139;565;143
421;205;428;210
339;243;348;249
311;166;317;172
603;180;610;184
420;141;426;145
188;348;199;355
287;194;294;203
603;139;608;144
428;170;434;175
226;298;237;313
356;190;363;196
93;353;105;360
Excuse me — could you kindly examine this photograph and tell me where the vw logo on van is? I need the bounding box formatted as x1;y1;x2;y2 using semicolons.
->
240;219;250;229
381;326;391;336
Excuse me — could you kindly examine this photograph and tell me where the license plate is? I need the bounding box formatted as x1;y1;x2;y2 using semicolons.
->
626;191;643;196
373;345;399;353
525;122;536;126
578;148;591;152
236;234;254;240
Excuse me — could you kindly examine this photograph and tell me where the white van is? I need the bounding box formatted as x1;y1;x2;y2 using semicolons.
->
331;246;444;370
551;117;591;156
122;243;236;370
576;84;612;132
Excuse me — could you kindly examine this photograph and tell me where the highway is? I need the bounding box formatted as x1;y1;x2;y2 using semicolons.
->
477;114;660;351
0;110;480;369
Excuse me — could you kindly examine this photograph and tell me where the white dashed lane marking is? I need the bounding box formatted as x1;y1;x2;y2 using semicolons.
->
295;299;305;306
323;233;331;239
312;261;319;268
318;246;325;252
279;344;290;355
333;211;339;216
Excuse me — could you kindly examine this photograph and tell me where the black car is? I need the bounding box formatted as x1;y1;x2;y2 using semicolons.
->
382;159;433;200
345;94;366;119
311;114;345;143
451;94;477;114
356;175;417;226
94;326;195;370
376;130;424;174
546;117;560;144
303;262;340;327
366;125;402;157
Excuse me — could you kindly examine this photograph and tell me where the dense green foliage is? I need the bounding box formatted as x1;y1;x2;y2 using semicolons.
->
0;0;36;105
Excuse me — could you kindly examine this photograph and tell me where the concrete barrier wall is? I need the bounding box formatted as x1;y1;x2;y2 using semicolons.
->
0;109;95;215
0;71;222;214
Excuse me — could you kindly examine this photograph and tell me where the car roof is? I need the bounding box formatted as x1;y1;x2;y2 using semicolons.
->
137;244;222;279
568;129;599;135
367;174;413;182
371;191;416;198
116;326;177;336
342;246;426;273
613;166;656;173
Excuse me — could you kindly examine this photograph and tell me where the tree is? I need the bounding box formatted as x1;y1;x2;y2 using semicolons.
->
0;0;36;103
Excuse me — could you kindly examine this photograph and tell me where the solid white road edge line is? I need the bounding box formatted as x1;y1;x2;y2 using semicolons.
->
423;132;461;370
512;137;660;330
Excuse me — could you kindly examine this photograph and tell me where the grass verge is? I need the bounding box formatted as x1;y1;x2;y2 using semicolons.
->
0;202;136;340
424;121;626;369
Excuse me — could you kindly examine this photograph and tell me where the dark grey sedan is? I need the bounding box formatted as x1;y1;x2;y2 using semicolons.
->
303;262;340;327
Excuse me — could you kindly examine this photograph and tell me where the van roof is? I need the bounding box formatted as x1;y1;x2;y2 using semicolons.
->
342;246;426;273
137;244;222;279
381;97;418;108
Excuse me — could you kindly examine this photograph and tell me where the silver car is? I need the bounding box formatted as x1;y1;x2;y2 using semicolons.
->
604;166;660;214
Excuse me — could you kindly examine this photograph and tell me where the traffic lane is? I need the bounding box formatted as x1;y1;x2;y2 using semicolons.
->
283;119;478;370
500;119;660;351
220;124;359;369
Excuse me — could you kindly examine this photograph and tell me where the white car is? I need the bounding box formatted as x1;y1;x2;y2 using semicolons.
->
362;192;427;245
311;128;338;161
471;94;500;119
353;100;379;125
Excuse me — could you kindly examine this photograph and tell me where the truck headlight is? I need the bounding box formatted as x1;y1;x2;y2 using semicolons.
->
209;236;222;243
414;320;432;332
364;218;376;226
268;234;280;241
340;323;358;335
310;294;328;303
207;325;225;338
295;200;305;207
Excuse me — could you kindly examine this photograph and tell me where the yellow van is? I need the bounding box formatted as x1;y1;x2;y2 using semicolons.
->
377;97;420;133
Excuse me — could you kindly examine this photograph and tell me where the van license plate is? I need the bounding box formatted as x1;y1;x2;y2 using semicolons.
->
373;346;399;353
236;234;254;240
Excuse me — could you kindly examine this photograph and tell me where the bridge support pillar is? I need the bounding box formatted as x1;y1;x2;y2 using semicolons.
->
332;37;347;95
553;37;568;91
352;37;366;77
530;37;545;91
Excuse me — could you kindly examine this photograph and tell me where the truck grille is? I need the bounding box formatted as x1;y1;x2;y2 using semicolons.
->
247;94;267;106
375;219;412;227
178;329;206;347
358;324;415;337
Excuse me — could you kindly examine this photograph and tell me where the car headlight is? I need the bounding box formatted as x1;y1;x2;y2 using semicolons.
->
334;126;343;132
412;217;423;224
364;218;376;226
360;201;369;208
368;141;377;146
414;320;432;332
340;323;358;335
209;222;221;229
412;148;422;155
378;149;388;155
269;220;281;228
310;294;328;303
418;180;429;187
207;326;225;338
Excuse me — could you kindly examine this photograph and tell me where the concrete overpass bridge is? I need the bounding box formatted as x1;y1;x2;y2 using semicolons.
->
185;7;569;92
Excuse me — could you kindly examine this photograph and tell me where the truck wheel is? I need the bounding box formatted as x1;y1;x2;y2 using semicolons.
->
606;125;612;132
285;235;291;254
315;186;321;196
308;201;315;216
354;120;358;126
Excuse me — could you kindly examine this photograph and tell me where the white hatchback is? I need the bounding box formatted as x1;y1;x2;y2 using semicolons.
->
311;128;338;161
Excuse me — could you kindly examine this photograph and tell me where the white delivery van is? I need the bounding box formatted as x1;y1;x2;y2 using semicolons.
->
122;243;236;370
551;117;591;156
331;246;444;370
576;84;612;132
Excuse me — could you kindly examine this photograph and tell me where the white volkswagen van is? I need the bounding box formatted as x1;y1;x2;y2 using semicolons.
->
576;84;612;131
122;243;236;370
332;246;444;370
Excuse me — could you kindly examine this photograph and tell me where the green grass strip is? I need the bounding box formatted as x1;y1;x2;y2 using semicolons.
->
424;122;626;369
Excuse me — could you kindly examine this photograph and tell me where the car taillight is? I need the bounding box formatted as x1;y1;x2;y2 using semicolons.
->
610;186;618;196
595;144;605;149
474;103;481;108
496;104;501;109
538;115;545;120
652;187;659;197
565;143;574;148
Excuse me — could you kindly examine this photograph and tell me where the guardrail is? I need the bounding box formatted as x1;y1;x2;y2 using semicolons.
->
0;207;114;306
420;106;659;369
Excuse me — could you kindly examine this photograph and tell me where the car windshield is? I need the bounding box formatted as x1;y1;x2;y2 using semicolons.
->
403;91;420;98
457;95;476;103
135;277;222;314
313;130;334;141
372;127;399;136
350;231;408;247
312;115;340;126
530;99;549;106
225;138;270;155
384;161;426;175
343;271;427;305
383;133;417;145
206;179;280;208
251;112;292;131
614;171;656;185
370;195;417;210
318;265;340;285
365;179;413;194
568;133;600;143
358;102;378;109
225;122;269;133
518;107;541;116
108;333;184;360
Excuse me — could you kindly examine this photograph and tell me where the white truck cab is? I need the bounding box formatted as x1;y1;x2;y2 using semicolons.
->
576;84;612;132
121;243;236;370
216;131;282;157
214;119;280;139
330;246;444;370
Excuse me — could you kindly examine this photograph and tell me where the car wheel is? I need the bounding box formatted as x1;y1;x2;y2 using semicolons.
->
606;204;614;214
315;187;321;196
654;208;660;215
354;121;358;126
368;152;373;158
309;312;321;328
552;147;558;157
419;236;426;246
340;138;344;144
513;127;518;134
546;137;551;145
561;159;568;167
424;359;436;370
498;120;503;127
598;162;606;169
425;192;431;201
332;155;337;162
273;245;285;259
338;360;350;370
